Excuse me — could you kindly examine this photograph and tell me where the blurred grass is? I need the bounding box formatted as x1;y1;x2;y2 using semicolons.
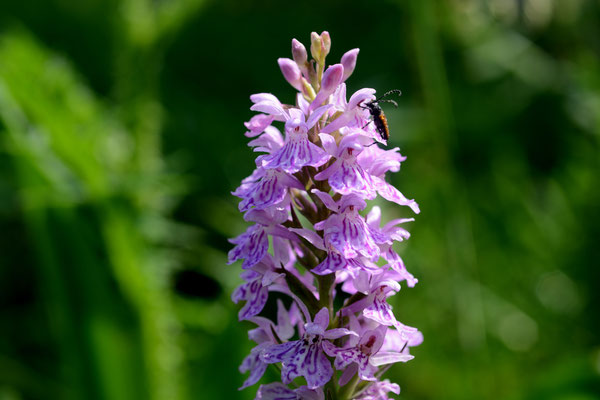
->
0;0;599;399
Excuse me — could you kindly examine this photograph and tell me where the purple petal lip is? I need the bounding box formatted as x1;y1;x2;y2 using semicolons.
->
261;134;331;173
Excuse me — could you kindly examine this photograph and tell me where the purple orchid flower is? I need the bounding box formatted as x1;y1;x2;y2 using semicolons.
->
380;325;423;356
234;167;304;212
354;379;401;400
261;308;357;389
239;301;300;390
323;326;386;383
231;33;423;399
250;93;288;122
288;226;378;277
232;256;285;320
245;113;276;137
321;85;377;135
357;145;406;176
248;126;285;154
361;281;401;327
340;270;416;334
228;224;270;269
314;133;378;199
260;106;332;173
313;194;380;260
365;206;419;287
228;208;296;269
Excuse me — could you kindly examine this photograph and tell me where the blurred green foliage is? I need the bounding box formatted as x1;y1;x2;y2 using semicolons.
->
0;0;599;399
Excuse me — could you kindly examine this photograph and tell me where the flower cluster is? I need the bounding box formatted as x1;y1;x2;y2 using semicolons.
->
229;31;422;400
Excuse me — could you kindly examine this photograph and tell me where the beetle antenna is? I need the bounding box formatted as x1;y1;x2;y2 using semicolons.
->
375;89;402;102
378;99;398;108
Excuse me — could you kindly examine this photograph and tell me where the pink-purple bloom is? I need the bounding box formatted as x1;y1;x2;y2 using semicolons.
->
229;31;422;399
261;308;357;389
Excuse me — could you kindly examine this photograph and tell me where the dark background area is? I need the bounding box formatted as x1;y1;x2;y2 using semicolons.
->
0;0;599;399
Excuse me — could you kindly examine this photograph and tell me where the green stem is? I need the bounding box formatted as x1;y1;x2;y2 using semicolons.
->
317;273;336;313
279;266;321;316
324;378;338;400
338;373;360;400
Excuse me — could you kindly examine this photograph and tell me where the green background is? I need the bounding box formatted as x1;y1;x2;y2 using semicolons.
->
0;0;598;399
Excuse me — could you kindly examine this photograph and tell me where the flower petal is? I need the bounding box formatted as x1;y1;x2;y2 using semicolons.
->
306;104;333;129
323;328;358;340
334;348;363;370
373;176;420;214
310;189;338;212
254;382;296;400
313;308;330;331
317;133;338;155
369;351;414;367
239;283;269;320
312;252;350;275
261;341;301;364
239;344;270;390
363;296;397;326
299;345;333;388
227;225;269;269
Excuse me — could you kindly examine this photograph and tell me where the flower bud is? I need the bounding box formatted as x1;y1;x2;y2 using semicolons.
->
310;31;322;61
321;63;343;93
278;58;303;92
341;48;359;82
310;63;344;111
292;38;311;80
291;38;307;65
320;31;331;58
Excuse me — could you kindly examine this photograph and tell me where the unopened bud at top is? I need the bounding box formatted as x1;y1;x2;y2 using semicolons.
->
310;63;343;110
310;32;322;61
310;31;332;62
292;39;308;65
321;31;331;58
292;38;311;80
341;48;359;82
278;58;303;92
321;63;343;93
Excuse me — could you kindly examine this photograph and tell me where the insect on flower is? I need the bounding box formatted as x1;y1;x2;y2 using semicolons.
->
360;89;402;142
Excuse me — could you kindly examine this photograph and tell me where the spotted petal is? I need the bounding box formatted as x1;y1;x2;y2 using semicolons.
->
326;158;377;199
363;296;397;326
237;169;303;212
227;225;268;269
312;252;351;275
373;176;420;214
298;343;333;388
261;340;333;389
262;136;330;173
323;213;379;259
239;342;270;390
238;280;269;320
